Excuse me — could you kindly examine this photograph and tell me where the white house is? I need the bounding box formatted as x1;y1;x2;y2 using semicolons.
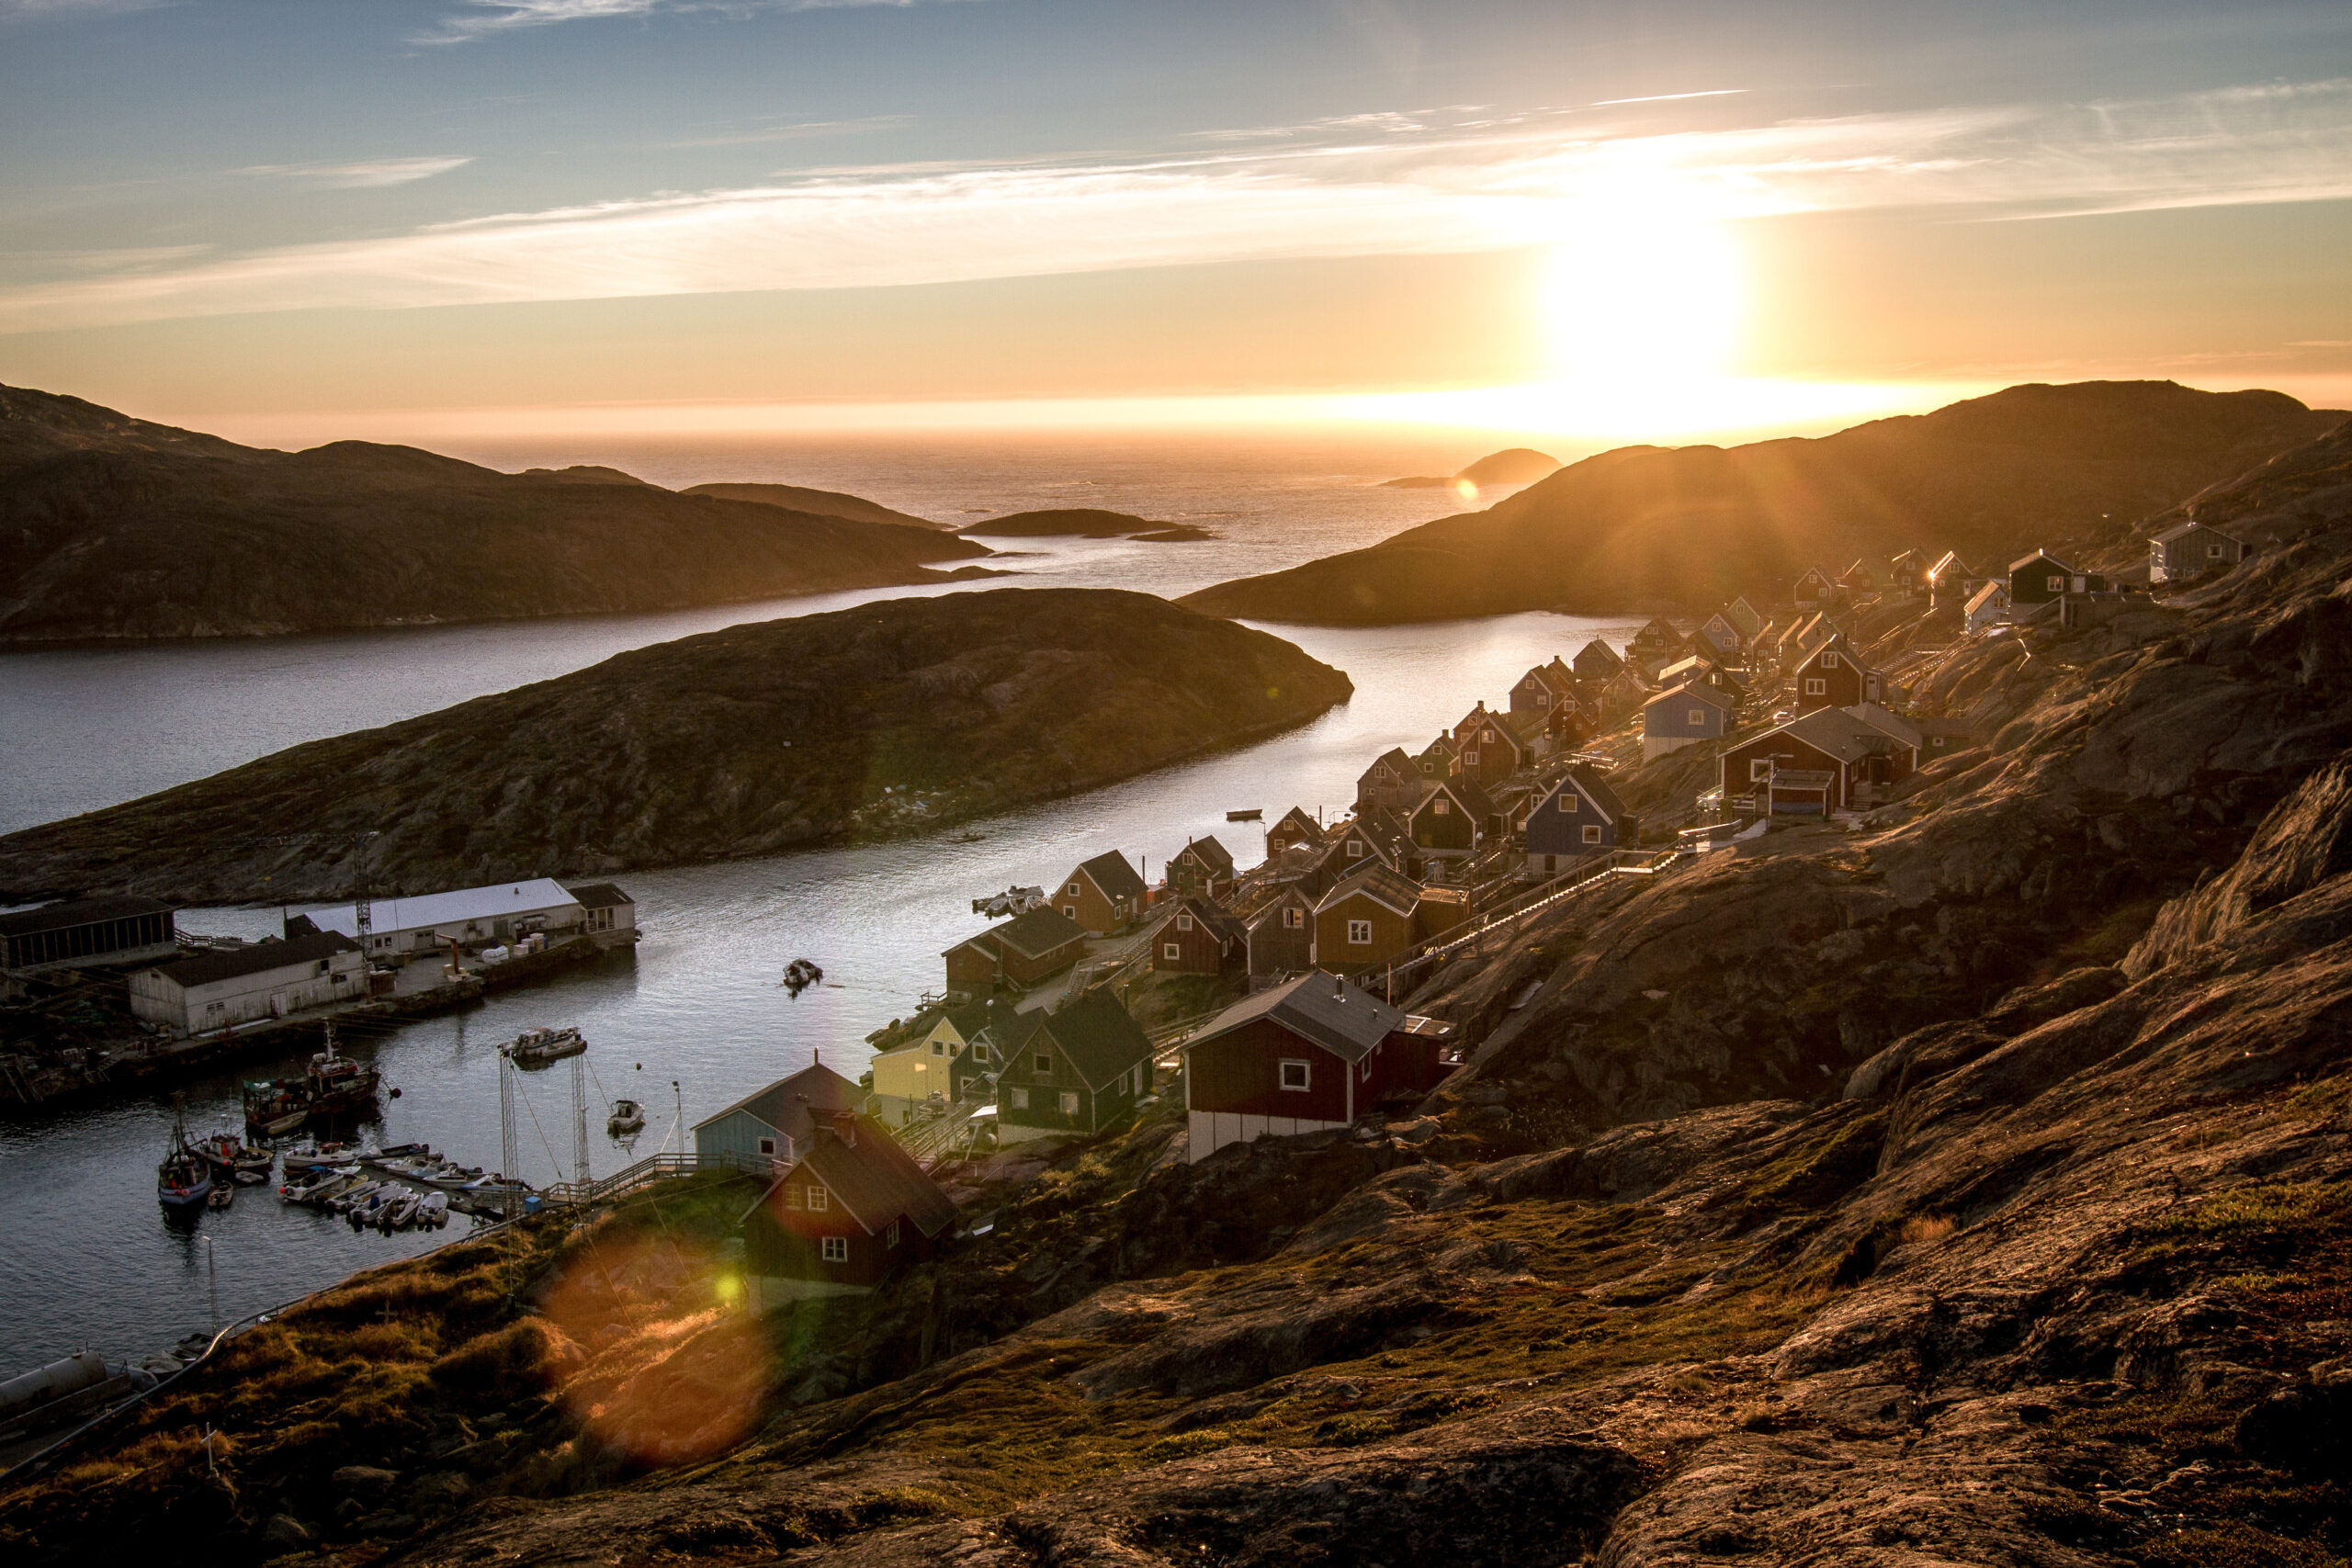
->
1964;580;2011;636
129;932;368;1035
300;877;633;963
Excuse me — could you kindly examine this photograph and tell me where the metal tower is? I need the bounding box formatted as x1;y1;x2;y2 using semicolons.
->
571;1054;590;1188
498;1049;519;1221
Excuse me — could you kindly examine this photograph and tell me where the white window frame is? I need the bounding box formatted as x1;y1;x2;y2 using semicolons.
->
1176;913;1193;931
1278;1058;1312;1092
1461;751;1478;768
784;1184;801;1210
2045;574;2064;593
1432;796;1450;815
2208;544;2224;558
1283;907;1304;930
1061;905;1076;919
1163;942;1182;962
1804;677;1827;696
1689;708;1706;726
1007;1086;1029;1109
1035;1051;1053;1074
806;1184;828;1213
1582;824;1603;844
1347;840;1364;857
886;1220;900;1248
1347;919;1373;946
1058;1089;1080;1116
757;1136;776;1156
1750;760;1773;782
1558;793;1577;812
820;1235;848;1264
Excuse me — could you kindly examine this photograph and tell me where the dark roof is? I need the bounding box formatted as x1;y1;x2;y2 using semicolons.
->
944;996;1017;1042
1316;863;1423;919
944;905;1086;961
1323;805;1414;873
1768;707;1917;765
697;1061;865;1140
1413;774;1496;820
763;1116;958;1238
1004;987;1154;1089
1245;884;1315;931
1646;680;1734;713
562;882;634;908
1565;761;1630;821
1574;637;1624;669
1157;895;1247;948
2154;520;2243;545
1271;807;1326;841
1361;747;1414;782
1185;969;1406;1066
0;895;175;939
1171;835;1236;877
1078;850;1147;902
2008;547;2076;574
153;931;357;988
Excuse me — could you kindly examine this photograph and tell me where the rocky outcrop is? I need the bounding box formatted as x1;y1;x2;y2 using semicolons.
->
1182;381;2345;625
0;589;1351;902
0;384;989;642
958;509;1164;537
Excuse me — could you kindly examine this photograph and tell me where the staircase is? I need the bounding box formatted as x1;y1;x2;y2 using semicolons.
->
1374;847;1688;999
537;1149;771;1207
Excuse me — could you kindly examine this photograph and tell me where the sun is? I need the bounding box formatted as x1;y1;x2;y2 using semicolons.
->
1540;186;1744;394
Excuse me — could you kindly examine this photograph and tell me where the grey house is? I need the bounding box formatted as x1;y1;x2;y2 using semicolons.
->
694;1061;867;1167
2149;521;2247;583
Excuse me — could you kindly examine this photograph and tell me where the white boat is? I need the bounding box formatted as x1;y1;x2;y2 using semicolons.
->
379;1192;420;1232
416;1192;451;1229
607;1099;646;1135
503;1026;586;1066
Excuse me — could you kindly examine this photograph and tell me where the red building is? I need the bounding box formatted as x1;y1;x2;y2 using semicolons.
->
1150;895;1246;975
1793;635;1882;714
741;1113;958;1300
1718;706;1918;815
1182;971;1456;1162
1165;836;1238;901
1264;807;1325;859
943;906;1087;994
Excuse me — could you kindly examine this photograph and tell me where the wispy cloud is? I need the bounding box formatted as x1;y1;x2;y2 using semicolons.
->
239;156;475;189
416;0;949;47
4;79;2346;333
1590;90;1748;107
668;114;913;149
0;0;168;17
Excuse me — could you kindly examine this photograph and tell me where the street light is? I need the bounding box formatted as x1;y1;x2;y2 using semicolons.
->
672;1081;684;1160
196;1235;219;1337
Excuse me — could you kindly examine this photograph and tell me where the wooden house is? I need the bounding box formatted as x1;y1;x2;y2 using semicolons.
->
1509;661;1577;723
1693;611;1744;661
1265;807;1326;859
1657;653;1746;705
1404;776;1491;853
1747;620;1784;671
868;997;1014;1124
1450;704;1526;788
1794;635;1881;714
1056;850;1146;933
1964;580;2011;635
1778;613;1834;672
1414;734;1462;781
1245;886;1316;979
1572;638;1625;681
1525;763;1636;874
1356;747;1419;813
2007;549;2079;606
740;1113;956;1301
1165;836;1237;901
943;906;1087;994
1718;706;1917;816
1928;551;1980;610
1181;970;1456;1162
1642;682;1736;761
1724;596;1764;640
1886;549;1928;599
1307;807;1418;895
1311;864;1424;973
1792;566;1837;611
694;1061;867;1168
991;987;1155;1143
1150;895;1247;976
1598;665;1652;719
1628;617;1683;675
2149;521;2247;583
1838;558;1882;595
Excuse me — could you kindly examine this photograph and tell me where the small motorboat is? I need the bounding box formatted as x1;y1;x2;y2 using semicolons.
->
415;1191;451;1229
607;1098;647;1136
232;1169;269;1186
189;1131;275;1177
503;1027;586;1067
206;1179;233;1209
379;1192;420;1233
331;1181;383;1215
971;886;1046;919
783;958;822;996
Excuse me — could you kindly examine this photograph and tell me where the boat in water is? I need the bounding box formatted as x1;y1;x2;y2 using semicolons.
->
503;1026;586;1067
242;1027;381;1134
188;1131;274;1179
971;885;1046;919
607;1098;646;1136
156;1140;212;1215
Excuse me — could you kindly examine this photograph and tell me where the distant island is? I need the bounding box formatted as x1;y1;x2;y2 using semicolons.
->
1184;381;2347;626
0;588;1351;903
679;480;950;532
1382;446;1562;491
958;508;1204;540
0;385;991;643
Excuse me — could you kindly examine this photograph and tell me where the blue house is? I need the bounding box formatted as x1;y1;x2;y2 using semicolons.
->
1524;764;1636;875
1642;682;1735;761
694;1060;867;1168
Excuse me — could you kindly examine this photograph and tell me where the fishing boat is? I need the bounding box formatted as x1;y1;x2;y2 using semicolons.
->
607;1098;647;1136
188;1131;274;1179
156;1145;212;1214
503;1026;586;1067
415;1191;451;1229
379;1192;420;1232
241;1026;381;1133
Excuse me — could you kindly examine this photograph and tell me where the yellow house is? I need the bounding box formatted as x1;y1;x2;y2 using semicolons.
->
869;998;1013;1125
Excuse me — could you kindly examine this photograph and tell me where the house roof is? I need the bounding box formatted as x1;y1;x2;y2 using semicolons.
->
1928;549;1973;581
1411;773;1497;821
1965;581;2009;614
307;876;582;941
1270;807;1325;842
695;1061;866;1138
1754;706;1917;766
922;995;1017;1046
1316;863;1424;919
1724;597;1764;637
1157;895;1247;949
1077;850;1147;902
1796;564;1835;584
988;906;1088;960
1001;987;1154;1089
2007;548;2075;574
752;1116;958;1238
2153;519;2243;545
1847;702;1923;750
1574;637;1624;670
562;882;634;909
0;894;175;939
1170;835;1236;878
152;931;359;988
1646;681;1734;715
1245;884;1316;931
1546;762;1631;822
1362;747;1415;782
1184;969;1407;1066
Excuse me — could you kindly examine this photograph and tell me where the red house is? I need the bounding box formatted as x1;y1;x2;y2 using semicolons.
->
943;906;1087;994
1793;634;1883;714
1182;970;1456;1162
1165;836;1237;901
1150;895;1246;975
1718;706;1918;816
1244;886;1315;979
1265;807;1325;859
740;1112;957;1301
1450;704;1528;788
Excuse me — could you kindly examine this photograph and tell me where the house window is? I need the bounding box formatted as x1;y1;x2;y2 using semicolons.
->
2045;574;2064;593
1176;913;1193;931
1283;907;1304;930
1348;919;1373;945
784;1185;801;1210
1133;1062;1147;1093
1164;942;1182;961
2208;544;2224;558
757;1136;777;1156
1068;881;1081;895
1035;1052;1052;1074
1750;760;1773;782
1008;1087;1029;1109
1058;1090;1080;1116
1279;1059;1312;1091
821;1236;848;1264
1481;728;1495;743
1689;709;1706;726
1559;794;1577;812
887;1220;900;1248
806;1185;828;1212
1061;906;1076;919
931;1040;945;1055
1804;678;1827;695
1583;825;1603;844
1432;796;1450;815
1462;752;1477;767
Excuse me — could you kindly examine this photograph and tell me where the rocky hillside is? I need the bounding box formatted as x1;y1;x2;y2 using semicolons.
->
0;385;991;642
680;481;947;531
1183;380;2345;625
958;508;1165;536
0;589;1351;903
10;433;2352;1567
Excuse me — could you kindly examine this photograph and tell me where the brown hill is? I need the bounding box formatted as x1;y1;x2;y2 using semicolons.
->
680;480;947;531
1185;380;2345;624
0;385;990;642
959;508;1160;536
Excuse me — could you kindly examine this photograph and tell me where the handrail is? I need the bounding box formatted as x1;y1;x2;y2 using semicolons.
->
1375;847;1686;998
537;1149;769;1207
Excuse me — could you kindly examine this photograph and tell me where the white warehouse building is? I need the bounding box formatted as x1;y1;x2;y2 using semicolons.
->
298;878;636;963
130;932;368;1036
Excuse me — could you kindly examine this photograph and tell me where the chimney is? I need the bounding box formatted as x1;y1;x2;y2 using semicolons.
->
1332;975;1345;1002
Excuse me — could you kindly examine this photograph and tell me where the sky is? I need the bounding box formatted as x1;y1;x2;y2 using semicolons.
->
1;0;2348;444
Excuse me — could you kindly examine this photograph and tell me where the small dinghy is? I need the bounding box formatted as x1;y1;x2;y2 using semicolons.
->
379;1191;421;1233
783;958;822;997
206;1180;233;1210
607;1098;647;1136
415;1191;451;1229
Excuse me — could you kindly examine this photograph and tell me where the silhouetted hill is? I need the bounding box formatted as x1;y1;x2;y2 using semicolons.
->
959;509;1160;536
0;385;991;642
1185;381;2345;624
1383;446;1560;491
681;481;947;531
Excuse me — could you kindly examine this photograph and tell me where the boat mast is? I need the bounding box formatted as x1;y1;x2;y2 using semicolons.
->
571;1053;590;1188
498;1047;519;1222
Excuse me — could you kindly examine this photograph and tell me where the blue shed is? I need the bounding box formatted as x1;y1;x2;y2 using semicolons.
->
1525;765;1636;875
1642;682;1734;761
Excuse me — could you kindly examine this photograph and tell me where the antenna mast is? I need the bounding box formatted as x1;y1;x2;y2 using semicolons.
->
498;1048;519;1221
571;1053;590;1188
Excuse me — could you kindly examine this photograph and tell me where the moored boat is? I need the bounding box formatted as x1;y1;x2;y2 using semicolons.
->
607;1098;646;1135
157;1146;211;1213
503;1026;586;1067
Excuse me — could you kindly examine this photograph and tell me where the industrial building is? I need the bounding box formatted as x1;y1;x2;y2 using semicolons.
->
128;932;368;1035
297;877;635;961
0;897;179;977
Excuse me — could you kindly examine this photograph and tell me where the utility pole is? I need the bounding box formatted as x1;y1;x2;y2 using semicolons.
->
498;1048;519;1222
197;1235;218;1337
571;1054;590;1189
672;1081;684;1161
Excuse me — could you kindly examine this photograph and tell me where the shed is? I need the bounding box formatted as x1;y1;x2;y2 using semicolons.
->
992;988;1155;1143
0;896;177;975
129;932;366;1035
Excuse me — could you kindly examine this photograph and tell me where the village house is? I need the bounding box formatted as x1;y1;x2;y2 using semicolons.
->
1792;566;1838;610
1509;660;1577;723
1355;747;1420;814
1404;776;1492;855
942;906;1087;995
1598;665;1652;718
1657;652;1747;705
1627;617;1684;675
1181;971;1456;1162
128;931;368;1036
1928;551;1981;610
1774;612;1832;672
1747;620;1784;671
1718;706;1918;816
1642;682;1736;761
1450;703;1527;788
739;1112;957;1302
1164;835;1237;901
1055;850;1147;933
990;987;1156;1143
1264;807;1326;859
1150;895;1248;976
2149;521;2248;583
1838;558;1883;596
1525;764;1636;874
1572;637;1625;681
1724;595;1764;640
1885;549;1928;599
1965;579;2012;635
0;896;177;977
1793;634;1883;714
1310;864;1424;972
1693;610;1745;661
1306;807;1419;895
1244;886;1316;979
694;1060;867;1168
1414;733;1462;780
2007;548;2085;606
868;998;1014;1124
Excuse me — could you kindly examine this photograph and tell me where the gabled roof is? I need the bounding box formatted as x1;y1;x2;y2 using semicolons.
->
1157;894;1247;949
1270;806;1325;842
1847;703;1923;750
1361;747;1415;783
752;1116;958;1238
1076;850;1147;902
695;1061;865;1137
2153;519;2243;545
1316;863;1423;919
1538;659;1578;696
1170;835;1236;878
933;995;1016;1045
944;904;1087;960
1001;987;1154;1089
1410;773;1497;821
1548;761;1630;821
1632;615;1680;644
1927;549;1972;581
1573;637;1624;671
1758;706;1917;766
1965;581;2009;614
1184;969;1406;1066
1244;883;1315;931
1502;710;1548;744
1795;564;1835;585
1724;596;1764;637
152;931;357;987
2007;547;2076;574
1645;680;1734;714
